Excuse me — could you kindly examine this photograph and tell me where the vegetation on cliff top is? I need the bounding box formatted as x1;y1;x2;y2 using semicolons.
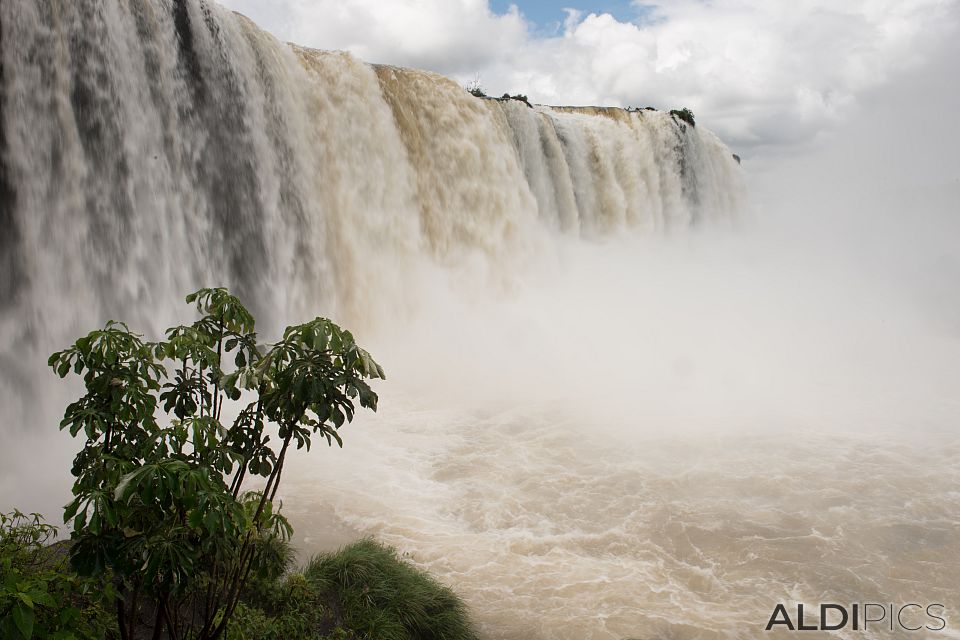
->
669;108;696;127
464;82;702;127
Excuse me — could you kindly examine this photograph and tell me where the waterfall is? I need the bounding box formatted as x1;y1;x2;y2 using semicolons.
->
0;0;745;518
0;0;744;342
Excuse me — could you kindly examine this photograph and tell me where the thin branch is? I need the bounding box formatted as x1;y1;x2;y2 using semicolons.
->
116;595;129;640
150;594;165;640
213;314;224;422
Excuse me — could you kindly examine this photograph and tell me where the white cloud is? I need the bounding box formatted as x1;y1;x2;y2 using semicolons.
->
218;0;959;154
221;0;528;71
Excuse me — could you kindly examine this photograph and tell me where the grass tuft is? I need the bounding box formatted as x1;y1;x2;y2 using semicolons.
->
305;539;479;640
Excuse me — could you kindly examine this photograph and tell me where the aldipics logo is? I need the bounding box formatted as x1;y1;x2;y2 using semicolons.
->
765;604;947;632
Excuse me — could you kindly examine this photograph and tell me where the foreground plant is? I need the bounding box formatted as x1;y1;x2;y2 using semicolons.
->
48;288;384;640
0;510;116;639
228;539;479;640
306;539;478;640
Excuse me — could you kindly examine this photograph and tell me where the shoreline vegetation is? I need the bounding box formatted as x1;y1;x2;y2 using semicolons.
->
465;78;696;125
1;512;478;640
463;83;725;161
0;289;479;640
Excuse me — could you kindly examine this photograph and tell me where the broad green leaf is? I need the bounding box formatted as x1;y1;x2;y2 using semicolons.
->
12;603;33;639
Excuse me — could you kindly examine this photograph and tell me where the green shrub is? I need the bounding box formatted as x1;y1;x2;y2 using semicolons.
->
669;107;696;127
465;78;485;98
229;572;344;640
305;539;478;640
48;287;384;640
228;538;479;640
500;93;531;107
0;511;116;640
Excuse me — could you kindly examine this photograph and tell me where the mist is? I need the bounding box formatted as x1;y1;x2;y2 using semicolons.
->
280;47;960;638
351;33;960;440
279;187;960;638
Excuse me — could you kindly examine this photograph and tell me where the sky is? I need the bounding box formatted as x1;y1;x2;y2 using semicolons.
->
218;0;960;164
486;0;652;30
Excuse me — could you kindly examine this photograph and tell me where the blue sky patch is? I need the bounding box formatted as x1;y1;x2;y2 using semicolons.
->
490;1;657;32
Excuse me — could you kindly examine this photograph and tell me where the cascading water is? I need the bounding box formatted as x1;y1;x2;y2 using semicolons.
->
0;0;742;342
5;2;958;640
